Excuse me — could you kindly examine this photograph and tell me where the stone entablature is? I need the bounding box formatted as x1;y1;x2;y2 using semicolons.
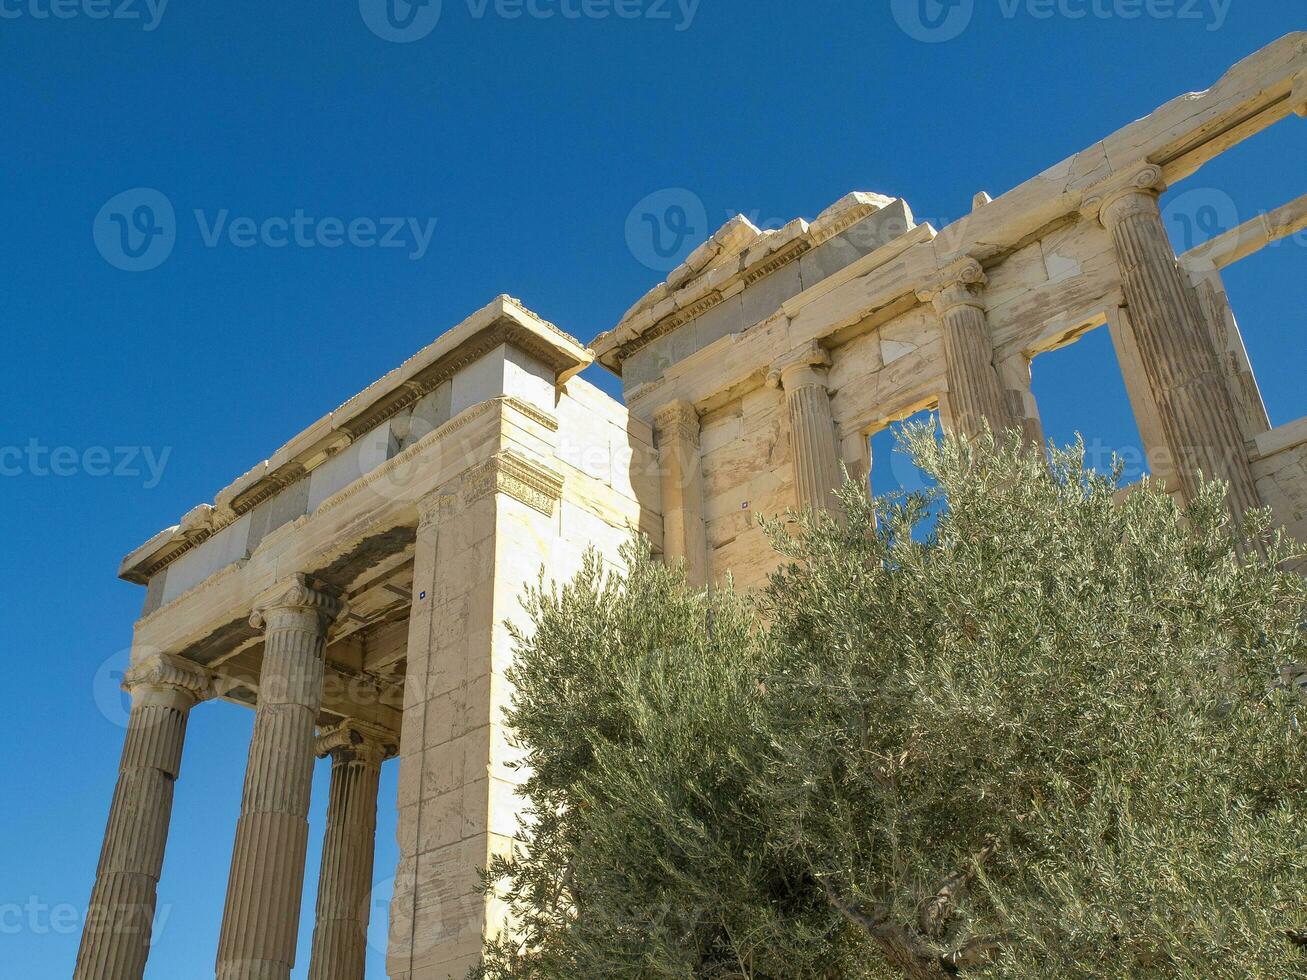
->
595;32;1307;588
120;295;591;594
594;193;914;388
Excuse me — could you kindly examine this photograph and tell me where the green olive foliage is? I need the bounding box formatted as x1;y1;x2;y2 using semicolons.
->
476;428;1306;979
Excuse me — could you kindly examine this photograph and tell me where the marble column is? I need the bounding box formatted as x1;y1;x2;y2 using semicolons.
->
216;575;343;980
767;342;843;513
653;400;709;587
1084;166;1260;518
307;722;396;980
75;654;213;980
916;258;1015;441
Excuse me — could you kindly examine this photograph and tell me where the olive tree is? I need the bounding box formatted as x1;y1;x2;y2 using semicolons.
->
477;429;1306;979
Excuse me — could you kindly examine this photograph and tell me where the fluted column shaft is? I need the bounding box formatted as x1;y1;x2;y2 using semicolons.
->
307;724;395;980
941;303;1009;436
653;400;709;588
75;655;212;980
1096;184;1260;516
768;345;843;513
925;271;1013;441
217;576;342;980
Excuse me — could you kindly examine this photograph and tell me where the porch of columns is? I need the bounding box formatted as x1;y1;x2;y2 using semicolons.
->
306;720;398;980
766;341;844;514
1082;165;1261;518
74;653;214;980
916;257;1016;442
216;574;344;980
653;399;710;588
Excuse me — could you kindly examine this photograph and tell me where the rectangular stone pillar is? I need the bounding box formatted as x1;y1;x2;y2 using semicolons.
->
389;450;564;980
652;400;709;587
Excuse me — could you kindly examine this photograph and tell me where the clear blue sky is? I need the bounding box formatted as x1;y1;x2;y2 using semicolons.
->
2;3;1302;976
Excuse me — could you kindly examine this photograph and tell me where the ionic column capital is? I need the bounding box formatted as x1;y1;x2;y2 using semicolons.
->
915;257;987;315
123;652;214;706
1080;164;1166;228
315;721;398;768
766;341;831;391
653;399;701;448
250;573;344;632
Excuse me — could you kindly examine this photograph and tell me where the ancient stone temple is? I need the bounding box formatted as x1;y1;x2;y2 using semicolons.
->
77;33;1306;980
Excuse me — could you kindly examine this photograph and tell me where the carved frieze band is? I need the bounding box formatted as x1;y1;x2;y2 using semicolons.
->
123;652;215;703
464;450;565;517
250;573;344;630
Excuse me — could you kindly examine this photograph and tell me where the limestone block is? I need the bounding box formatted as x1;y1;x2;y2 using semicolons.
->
828;328;886;387
394;382;453;451
307;424;397;513
800;201;914;286
742;261;803;332
246;479;311;554
160;512;252;604
141;569;168;617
